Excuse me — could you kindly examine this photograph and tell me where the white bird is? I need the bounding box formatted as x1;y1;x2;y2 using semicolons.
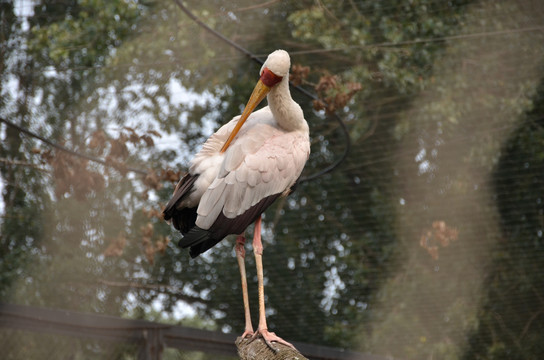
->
163;49;310;349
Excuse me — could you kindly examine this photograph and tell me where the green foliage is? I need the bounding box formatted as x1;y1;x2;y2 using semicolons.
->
28;0;142;67
462;80;544;360
1;1;544;359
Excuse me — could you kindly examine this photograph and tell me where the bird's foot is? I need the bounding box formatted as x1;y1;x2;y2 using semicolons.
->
240;328;254;339
249;328;296;352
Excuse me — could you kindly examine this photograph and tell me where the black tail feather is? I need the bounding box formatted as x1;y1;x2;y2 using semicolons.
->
163;174;199;221
167;174;287;258
181;192;283;258
189;237;223;258
178;226;221;258
163;174;199;234
172;207;198;235
178;226;210;248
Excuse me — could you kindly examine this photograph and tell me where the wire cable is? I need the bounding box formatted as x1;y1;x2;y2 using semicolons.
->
171;0;352;183
0;117;149;176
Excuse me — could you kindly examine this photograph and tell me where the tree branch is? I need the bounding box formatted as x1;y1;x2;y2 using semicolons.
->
96;279;208;305
236;336;308;360
0;157;48;171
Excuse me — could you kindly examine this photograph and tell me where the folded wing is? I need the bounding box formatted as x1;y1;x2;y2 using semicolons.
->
179;122;310;257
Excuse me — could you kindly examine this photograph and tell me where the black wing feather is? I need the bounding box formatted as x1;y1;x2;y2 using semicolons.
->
182;192;282;258
163;174;199;234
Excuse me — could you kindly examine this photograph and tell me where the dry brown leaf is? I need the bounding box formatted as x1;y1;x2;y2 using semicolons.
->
420;221;459;260
290;63;310;87
104;233;127;257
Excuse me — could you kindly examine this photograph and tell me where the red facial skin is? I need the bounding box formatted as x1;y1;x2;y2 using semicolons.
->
260;67;283;87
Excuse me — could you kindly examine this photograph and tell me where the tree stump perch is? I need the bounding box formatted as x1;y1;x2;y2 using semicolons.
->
236;336;309;360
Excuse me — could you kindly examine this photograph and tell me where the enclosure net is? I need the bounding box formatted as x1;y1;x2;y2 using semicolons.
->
2;0;544;359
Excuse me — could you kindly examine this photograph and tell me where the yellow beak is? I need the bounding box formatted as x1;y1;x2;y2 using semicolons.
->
220;79;271;153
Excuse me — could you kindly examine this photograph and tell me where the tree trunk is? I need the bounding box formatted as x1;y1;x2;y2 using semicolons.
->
236;337;309;360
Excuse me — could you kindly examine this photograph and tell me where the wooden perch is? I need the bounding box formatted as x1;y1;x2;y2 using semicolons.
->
236;336;309;360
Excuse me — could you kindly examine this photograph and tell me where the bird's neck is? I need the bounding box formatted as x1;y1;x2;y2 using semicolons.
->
267;78;306;132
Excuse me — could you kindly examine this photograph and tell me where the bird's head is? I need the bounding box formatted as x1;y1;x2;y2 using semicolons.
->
260;49;291;81
220;50;291;153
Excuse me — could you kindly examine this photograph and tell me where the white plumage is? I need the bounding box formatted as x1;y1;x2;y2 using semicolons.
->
163;49;310;257
196;107;309;227
163;49;308;349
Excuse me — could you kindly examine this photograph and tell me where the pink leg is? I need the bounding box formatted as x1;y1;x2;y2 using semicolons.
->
235;235;254;338
251;216;296;351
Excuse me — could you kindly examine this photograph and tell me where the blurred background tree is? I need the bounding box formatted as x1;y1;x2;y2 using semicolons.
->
1;0;543;359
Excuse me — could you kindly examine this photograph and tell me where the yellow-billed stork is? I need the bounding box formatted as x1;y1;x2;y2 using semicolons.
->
163;49;310;349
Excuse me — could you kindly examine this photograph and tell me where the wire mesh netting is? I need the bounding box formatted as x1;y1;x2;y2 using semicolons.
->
2;0;544;359
0;330;146;360
0;304;242;360
0;329;237;360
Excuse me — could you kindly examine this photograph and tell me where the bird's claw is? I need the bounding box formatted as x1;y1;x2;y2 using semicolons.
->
248;329;296;352
240;329;254;339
